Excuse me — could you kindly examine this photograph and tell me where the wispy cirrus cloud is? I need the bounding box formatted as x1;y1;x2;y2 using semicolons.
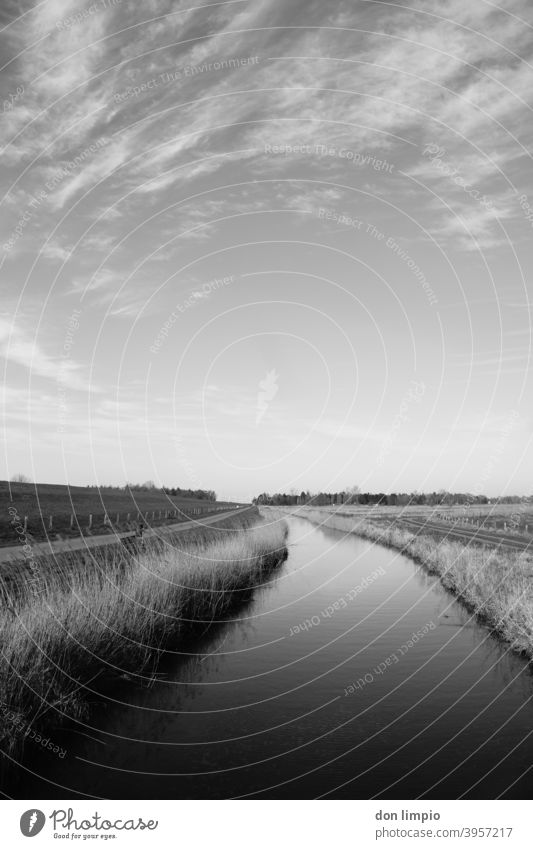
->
3;0;532;255
0;316;96;391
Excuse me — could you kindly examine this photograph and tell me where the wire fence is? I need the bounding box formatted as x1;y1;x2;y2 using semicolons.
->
2;504;243;543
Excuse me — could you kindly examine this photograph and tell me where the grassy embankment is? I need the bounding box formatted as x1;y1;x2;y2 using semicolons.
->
0;511;288;753
286;507;533;658
0;480;242;543
0;508;260;600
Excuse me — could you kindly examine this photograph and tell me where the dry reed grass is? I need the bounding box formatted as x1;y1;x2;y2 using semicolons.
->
0;515;288;752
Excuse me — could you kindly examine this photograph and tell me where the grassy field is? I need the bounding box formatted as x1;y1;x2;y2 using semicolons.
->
270;506;533;660
0;480;244;543
0;510;288;754
311;502;533;537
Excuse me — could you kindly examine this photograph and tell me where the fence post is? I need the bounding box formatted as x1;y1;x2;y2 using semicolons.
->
24;515;28;531
89;514;93;529
127;512;130;522
48;515;53;529
70;514;74;529
116;513;120;524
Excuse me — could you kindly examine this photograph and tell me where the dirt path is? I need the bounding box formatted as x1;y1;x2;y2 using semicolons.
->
398;517;533;552
0;507;251;563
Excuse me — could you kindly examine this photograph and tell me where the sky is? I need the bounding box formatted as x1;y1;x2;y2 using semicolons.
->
1;0;532;500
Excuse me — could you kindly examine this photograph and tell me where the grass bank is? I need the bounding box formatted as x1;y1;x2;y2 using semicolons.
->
0;506;261;603
1;479;243;543
0;514;288;753
286;507;533;659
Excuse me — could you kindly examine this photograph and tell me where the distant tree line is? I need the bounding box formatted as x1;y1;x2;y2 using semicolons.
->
126;481;216;500
162;487;217;501
252;490;530;507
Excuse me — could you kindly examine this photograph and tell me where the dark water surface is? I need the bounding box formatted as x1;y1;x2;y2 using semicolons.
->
5;517;533;799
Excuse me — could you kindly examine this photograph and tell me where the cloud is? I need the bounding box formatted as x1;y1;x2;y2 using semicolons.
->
41;239;73;262
3;0;531;247
449;348;531;370
67;266;121;297
434;196;516;250
0;316;97;391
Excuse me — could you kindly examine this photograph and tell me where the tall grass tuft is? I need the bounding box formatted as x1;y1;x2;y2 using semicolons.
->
0;516;288;752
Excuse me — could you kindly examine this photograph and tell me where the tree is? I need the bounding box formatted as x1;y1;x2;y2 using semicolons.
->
11;473;31;483
345;485;360;504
